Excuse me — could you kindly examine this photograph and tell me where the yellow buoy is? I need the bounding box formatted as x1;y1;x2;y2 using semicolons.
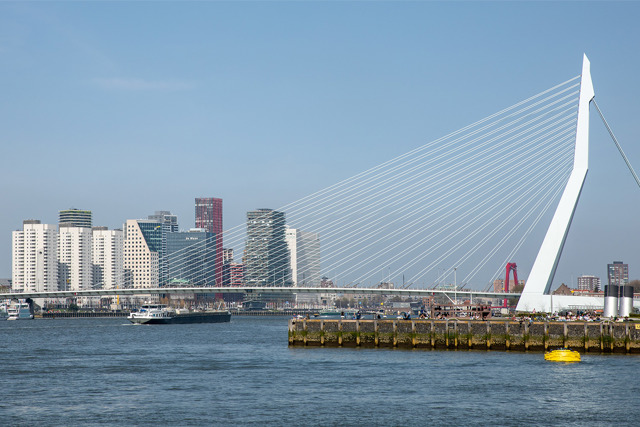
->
544;348;581;362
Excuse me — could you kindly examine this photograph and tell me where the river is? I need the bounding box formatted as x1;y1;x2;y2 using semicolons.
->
1;316;638;426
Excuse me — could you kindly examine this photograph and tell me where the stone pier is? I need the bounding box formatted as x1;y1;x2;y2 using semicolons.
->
288;319;640;353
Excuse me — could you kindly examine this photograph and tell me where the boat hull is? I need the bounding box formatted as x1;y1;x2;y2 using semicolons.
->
129;311;231;325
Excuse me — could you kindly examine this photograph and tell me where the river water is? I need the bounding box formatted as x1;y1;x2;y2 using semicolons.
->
1;316;639;426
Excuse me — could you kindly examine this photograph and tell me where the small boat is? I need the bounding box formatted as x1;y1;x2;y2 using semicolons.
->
544;348;581;362
128;304;231;325
6;300;34;320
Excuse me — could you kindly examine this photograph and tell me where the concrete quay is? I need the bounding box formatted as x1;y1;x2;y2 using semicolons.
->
288;318;640;353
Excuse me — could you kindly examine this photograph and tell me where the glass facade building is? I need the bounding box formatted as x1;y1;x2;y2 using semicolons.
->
166;230;216;287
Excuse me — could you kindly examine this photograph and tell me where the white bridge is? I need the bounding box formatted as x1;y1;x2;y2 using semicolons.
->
7;55;636;313
0;286;514;301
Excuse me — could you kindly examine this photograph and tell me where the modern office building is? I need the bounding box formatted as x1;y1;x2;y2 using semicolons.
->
123;219;162;289
608;261;629;286
195;198;223;285
92;227;124;290
59;208;92;228
12;220;59;293
166;229;216;287
58;224;93;292
244;209;291;287
148;211;179;285
577;275;601;292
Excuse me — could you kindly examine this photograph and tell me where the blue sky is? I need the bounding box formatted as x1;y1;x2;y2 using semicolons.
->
2;1;639;287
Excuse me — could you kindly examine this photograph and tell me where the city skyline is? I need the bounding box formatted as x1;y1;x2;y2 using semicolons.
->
2;2;640;286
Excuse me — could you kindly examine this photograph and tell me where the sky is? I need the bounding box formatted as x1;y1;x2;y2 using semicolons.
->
1;1;640;288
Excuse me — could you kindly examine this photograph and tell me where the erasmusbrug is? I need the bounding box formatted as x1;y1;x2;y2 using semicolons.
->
4;55;637;312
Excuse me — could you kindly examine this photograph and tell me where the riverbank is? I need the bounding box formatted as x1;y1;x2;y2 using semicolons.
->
289;318;640;353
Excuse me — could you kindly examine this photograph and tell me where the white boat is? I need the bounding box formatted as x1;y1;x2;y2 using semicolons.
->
0;301;9;320
128;304;231;325
7;300;34;320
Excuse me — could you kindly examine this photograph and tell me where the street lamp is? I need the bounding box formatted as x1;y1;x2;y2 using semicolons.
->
454;267;457;318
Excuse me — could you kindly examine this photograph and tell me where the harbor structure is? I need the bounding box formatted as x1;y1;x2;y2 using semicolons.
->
123;219;162;289
58;224;93;292
91;227;124;290
59;208;92;228
195;197;223;286
12;220;59;293
289;318;640;354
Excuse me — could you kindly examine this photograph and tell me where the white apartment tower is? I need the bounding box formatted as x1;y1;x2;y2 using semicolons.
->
92;227;124;289
286;227;321;305
12;220;59;292
123;219;161;288
58;225;93;292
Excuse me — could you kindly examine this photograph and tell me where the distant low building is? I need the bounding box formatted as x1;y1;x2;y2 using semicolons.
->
552;284;573;295
493;278;525;293
577;275;601;292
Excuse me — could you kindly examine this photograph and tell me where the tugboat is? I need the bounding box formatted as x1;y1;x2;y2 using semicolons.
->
128;304;231;325
544;348;581;362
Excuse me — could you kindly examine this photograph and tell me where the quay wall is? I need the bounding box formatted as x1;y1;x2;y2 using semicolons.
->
41;311;129;318
289;319;640;353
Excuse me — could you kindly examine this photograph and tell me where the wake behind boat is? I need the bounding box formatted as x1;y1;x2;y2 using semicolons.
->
128;304;231;325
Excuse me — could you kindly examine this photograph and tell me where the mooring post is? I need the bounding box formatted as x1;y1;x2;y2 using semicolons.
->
486;321;491;350
600;322;604;352
505;321;510;350
356;319;361;346
411;320;416;348
393;320;398;347
524;321;529;351
288;319;294;345
563;322;568;348
610;323;614;352
374;319;379;347
445;319;449;348
454;320;458;349
468;320;472;348
303;319;307;346
584;322;588;352
338;319;343;346
544;321;549;351
625;322;630;353
320;320;325;346
430;320;435;348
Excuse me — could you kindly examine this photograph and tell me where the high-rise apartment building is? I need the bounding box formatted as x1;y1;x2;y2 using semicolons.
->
286;227;321;305
58;225;93;292
195;198;223;286
59;208;92;228
577;275;601;292
608;261;629;286
166;229;216;287
285;227;321;287
12;220;58;292
92;227;124;290
123;219;162;289
244;209;291;287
